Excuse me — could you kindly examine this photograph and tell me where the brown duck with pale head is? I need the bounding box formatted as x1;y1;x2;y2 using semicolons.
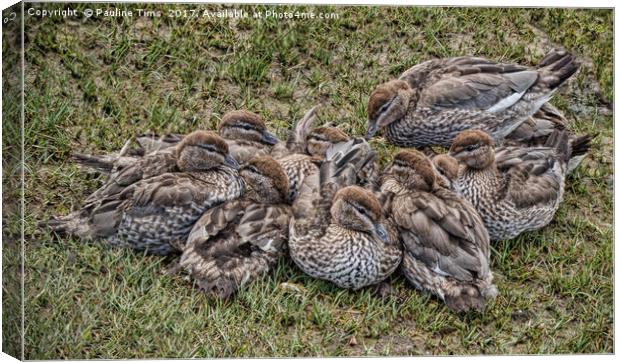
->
365;50;580;148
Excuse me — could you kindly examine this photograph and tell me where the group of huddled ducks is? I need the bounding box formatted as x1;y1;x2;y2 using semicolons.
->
49;49;591;313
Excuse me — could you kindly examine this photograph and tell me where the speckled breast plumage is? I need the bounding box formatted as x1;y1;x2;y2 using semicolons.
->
454;168;565;241
289;224;401;290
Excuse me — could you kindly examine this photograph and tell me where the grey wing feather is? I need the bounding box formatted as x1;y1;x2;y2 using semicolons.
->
418;70;538;111
502;159;563;209
286;106;319;153
129;173;222;209
271;106;319;158
494;144;565;208
136;133;184;154
85;151;178;203
504;102;569;146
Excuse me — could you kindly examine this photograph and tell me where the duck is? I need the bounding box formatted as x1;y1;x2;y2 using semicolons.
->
289;139;402;290
48;131;244;255
448;129;590;241
137;110;280;159
365;50;580;148
380;150;496;313
175;155;292;299
72;110;279;177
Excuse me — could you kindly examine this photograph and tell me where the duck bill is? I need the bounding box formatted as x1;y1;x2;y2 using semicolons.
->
224;154;240;169
366;122;379;140
374;223;390;243
261;130;279;145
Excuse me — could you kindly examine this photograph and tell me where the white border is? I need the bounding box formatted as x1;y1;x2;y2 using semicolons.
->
0;1;616;362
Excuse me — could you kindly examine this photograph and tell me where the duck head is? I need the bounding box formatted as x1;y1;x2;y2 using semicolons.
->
366;80;413;139
218;110;279;146
331;186;390;243
240;155;289;204
306;126;350;158
431;154;459;189
449;130;495;169
384;149;436;192
176;131;239;171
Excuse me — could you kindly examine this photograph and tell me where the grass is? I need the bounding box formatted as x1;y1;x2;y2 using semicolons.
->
2;3;613;358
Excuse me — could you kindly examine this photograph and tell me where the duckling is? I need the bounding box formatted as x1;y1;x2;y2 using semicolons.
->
289;139;402;290
448;129;590;241
136;110;280;157
366;50;580;148
176;155;292;299
48;131;244;255
260;105;354;203
380;150;496;313
72;110;279;177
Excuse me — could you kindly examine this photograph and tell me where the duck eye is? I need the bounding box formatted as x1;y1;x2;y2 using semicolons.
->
379;98;394;114
466;144;479;152
198;144;217;152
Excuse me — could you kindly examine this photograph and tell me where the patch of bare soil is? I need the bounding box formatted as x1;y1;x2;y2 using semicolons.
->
527;25;611;116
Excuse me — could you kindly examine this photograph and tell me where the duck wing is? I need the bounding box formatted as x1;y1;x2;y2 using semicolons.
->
497;148;564;209
417;66;538;112
81;171;223;240
270;106;319;158
392;189;490;282
123;171;240;211
84;150;178;204
504;103;569;147
180;201;291;299
287;105;319;154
